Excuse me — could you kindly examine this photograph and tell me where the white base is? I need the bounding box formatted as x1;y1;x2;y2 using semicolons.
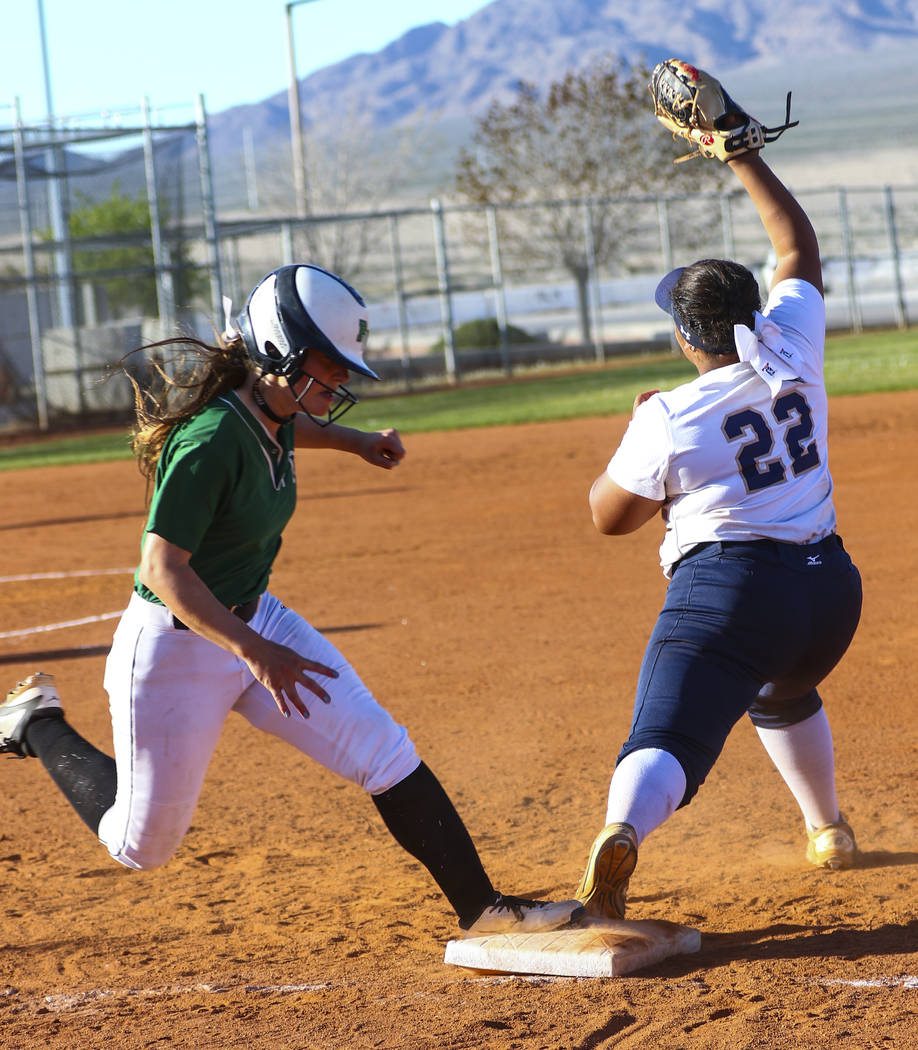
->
444;917;701;978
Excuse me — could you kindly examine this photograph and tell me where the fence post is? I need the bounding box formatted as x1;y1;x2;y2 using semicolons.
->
486;205;511;375
720;193;735;258
583;199;604;362
42;133;76;332
387;213;412;388
142;97;175;339
837;188;862;334
657;196;674;272
430;198;457;383
13;97;49;430
226;237;242;304
657;197;679;353
280;222;295;265
243;126;260;212
195;95;223;321
884;186;908;330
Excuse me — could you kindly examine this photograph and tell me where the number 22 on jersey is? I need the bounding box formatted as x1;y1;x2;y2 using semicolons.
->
722;391;821;493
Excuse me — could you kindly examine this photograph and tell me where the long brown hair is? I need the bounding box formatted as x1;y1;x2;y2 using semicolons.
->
124;333;251;479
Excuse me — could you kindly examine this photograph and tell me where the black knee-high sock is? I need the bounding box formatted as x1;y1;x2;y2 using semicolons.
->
24;715;117;834
372;762;496;926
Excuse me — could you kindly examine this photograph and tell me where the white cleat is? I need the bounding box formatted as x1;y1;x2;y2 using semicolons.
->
462;894;585;937
0;672;63;758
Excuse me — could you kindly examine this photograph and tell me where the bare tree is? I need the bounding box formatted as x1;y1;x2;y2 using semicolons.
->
255;112;432;282
455;57;726;343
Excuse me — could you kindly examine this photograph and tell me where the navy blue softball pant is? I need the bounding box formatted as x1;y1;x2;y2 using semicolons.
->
618;534;862;805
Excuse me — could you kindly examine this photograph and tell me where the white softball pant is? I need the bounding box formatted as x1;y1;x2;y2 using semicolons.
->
98;591;420;870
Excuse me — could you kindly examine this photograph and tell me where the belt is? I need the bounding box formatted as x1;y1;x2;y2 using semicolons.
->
674;534;841;573
714;535;841;555
172;597;260;632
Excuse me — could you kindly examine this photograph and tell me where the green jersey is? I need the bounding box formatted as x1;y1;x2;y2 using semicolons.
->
135;391;297;607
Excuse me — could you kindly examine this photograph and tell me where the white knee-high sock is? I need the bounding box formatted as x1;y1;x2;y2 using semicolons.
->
605;748;687;845
754;707;840;829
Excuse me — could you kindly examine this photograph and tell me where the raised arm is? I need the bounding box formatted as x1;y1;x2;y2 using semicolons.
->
727;152;823;295
649;61;819;295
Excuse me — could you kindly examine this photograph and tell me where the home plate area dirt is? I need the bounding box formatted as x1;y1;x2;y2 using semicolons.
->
0;390;916;1049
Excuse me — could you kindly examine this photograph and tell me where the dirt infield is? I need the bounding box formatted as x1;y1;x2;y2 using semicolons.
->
1;390;916;1050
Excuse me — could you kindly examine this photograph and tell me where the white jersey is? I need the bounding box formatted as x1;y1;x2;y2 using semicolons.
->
607;279;836;577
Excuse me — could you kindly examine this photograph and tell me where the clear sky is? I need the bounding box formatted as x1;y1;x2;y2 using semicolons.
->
2;0;491;126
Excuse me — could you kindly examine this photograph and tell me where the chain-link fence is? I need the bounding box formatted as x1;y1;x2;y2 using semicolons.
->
0;99;220;430
1;106;915;432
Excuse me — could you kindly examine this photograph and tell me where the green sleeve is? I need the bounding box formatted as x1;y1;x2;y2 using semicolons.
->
144;432;234;554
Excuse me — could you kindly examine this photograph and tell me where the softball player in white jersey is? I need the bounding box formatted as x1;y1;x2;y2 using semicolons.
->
574;152;863;921
1;263;581;940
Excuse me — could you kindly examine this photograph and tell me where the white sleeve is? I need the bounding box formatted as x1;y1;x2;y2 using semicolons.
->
764;279;826;378
605;397;671;501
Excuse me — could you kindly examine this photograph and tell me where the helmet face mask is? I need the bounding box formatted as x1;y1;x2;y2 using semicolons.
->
290;369;359;427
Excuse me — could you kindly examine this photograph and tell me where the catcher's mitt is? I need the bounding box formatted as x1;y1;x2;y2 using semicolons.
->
650;59;798;163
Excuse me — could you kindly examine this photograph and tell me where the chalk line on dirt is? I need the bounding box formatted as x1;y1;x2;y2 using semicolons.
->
1;982;332;1015
814;977;918;989
0;611;124;639
0;568;133;639
0;569;134;584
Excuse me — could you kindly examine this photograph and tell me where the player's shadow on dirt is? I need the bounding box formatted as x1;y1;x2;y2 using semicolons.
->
0;490;410;531
650;917;918;976
703;918;918;963
0;644;112;664
296;486;411;502
0;624;384;667
857;848;918;869
0;509;145;531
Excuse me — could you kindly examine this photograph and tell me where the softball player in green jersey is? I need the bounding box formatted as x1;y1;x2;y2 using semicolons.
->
1;263;582;940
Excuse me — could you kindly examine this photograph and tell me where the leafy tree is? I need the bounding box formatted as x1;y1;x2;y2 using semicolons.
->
455;57;727;343
53;183;204;320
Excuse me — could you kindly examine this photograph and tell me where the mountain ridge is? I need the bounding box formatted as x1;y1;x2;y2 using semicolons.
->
228;0;918;136
198;0;917;196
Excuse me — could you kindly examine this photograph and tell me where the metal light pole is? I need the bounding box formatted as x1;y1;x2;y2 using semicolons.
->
36;0;75;329
285;0;321;218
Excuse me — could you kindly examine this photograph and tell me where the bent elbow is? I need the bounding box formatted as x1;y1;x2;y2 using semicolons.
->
591;508;624;535
136;550;164;596
136;533;191;600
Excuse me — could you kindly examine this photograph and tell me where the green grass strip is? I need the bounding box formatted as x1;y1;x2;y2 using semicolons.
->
1;327;915;472
0;430;136;471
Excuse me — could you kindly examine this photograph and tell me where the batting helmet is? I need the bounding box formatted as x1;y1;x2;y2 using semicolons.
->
234;264;379;381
